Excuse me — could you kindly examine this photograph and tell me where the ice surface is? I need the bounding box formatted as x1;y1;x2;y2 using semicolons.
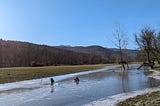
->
83;69;160;106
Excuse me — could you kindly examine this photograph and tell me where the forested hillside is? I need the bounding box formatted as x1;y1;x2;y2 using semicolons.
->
56;45;139;63
0;40;106;68
0;39;138;68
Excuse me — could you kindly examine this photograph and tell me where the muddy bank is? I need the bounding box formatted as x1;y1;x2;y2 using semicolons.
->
117;91;160;106
83;87;160;106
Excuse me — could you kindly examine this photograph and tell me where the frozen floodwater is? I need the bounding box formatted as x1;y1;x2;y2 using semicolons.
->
0;65;160;106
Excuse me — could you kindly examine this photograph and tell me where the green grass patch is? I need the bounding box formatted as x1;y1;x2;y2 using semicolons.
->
0;64;109;84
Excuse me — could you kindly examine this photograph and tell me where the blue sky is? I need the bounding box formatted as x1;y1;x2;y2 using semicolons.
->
0;0;160;49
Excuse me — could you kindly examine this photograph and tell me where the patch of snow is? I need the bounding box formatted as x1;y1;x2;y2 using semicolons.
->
148;69;160;80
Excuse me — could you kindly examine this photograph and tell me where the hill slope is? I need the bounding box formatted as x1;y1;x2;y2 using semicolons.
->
0;40;138;68
56;45;138;62
0;40;105;68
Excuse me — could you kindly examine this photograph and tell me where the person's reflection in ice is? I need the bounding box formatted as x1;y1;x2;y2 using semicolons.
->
51;85;55;93
75;81;79;85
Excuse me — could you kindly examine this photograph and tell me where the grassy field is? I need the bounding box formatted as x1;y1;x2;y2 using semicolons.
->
0;64;109;84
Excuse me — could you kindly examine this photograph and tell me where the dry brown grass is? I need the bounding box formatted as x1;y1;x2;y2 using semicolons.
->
0;64;109;84
117;91;160;106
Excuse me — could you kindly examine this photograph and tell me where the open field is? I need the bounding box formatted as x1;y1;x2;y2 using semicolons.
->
0;64;109;84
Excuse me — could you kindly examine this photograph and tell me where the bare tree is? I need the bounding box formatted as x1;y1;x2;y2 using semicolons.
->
112;24;128;71
135;27;155;68
152;32;160;63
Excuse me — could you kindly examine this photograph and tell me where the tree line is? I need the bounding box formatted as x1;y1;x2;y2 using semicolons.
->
0;40;109;68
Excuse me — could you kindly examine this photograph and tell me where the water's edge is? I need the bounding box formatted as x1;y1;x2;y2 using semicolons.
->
83;69;160;106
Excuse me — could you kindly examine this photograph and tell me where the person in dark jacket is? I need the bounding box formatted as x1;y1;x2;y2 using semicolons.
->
50;78;55;86
74;77;80;84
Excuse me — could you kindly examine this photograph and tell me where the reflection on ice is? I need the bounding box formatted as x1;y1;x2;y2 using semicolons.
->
50;86;55;93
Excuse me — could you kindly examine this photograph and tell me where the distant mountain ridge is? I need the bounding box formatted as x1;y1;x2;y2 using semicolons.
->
55;45;139;62
0;40;138;68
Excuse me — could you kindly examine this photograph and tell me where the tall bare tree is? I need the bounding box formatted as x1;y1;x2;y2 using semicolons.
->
112;24;128;71
152;32;160;63
135;27;155;68
135;27;155;62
